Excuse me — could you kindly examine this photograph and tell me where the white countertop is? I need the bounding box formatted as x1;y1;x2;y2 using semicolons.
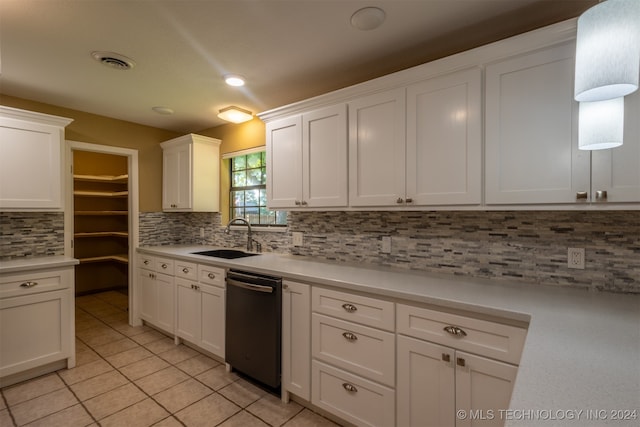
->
0;256;79;274
140;245;640;426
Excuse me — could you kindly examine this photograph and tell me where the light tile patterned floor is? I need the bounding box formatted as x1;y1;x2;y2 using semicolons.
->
0;291;340;427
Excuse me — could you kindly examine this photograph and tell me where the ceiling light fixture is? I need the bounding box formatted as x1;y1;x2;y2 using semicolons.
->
91;51;136;70
574;0;640;102
350;7;386;31
217;106;253;124
578;97;624;150
224;74;245;87
152;106;174;115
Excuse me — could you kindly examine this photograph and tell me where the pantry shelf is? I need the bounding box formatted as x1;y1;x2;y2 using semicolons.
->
78;254;129;264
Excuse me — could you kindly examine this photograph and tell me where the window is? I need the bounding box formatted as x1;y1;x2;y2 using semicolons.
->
229;150;286;226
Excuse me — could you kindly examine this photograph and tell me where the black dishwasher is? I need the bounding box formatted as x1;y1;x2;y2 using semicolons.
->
225;269;282;388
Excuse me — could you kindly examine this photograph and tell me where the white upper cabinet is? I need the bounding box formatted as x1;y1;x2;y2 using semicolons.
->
591;91;640;203
267;105;347;209
161;134;221;212
0;107;72;211
349;88;406;207
406;68;482;206
485;42;590;205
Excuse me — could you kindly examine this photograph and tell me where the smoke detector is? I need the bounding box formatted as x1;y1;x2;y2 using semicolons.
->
91;51;136;70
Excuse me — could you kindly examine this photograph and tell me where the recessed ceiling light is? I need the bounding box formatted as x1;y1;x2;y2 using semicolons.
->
350;7;386;31
152;106;174;115
224;74;245;87
91;51;136;70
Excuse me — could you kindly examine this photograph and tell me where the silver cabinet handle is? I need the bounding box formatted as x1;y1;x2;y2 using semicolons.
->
301;200;308;206
443;325;467;337
208;272;216;279
182;267;189;274
143;260;150;265
161;263;168;269
20;281;38;288
576;191;588;200
342;303;357;313
295;200;302;206
595;190;608;201
442;353;451;362
457;357;466;367
342;383;358;393
342;332;358;341
396;197;403;204
405;198;413;203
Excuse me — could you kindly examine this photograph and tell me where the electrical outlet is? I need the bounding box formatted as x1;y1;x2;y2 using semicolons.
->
381;236;392;254
292;232;303;247
199;227;205;238
568;248;585;269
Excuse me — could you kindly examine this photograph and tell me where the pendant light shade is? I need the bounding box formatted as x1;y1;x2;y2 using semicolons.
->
578;97;624;150
574;0;640;102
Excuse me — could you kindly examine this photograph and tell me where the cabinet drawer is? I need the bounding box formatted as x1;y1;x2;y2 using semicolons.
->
0;268;71;299
138;254;154;270
312;314;395;387
312;360;395;427
397;304;527;365
198;265;225;287
155;257;175;275
175;260;197;280
312;287;394;331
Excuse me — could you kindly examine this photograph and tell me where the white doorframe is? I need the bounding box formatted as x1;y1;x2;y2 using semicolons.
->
65;140;141;326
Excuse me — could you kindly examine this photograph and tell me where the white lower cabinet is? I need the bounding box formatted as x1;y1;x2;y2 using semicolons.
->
175;272;225;359
282;280;311;401
138;259;174;334
312;360;395;427
397;335;518;427
0;266;74;385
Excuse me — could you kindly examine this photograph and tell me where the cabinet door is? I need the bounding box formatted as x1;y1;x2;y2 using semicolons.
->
349;88;406;206
455;351;518;427
138;268;156;322
0;289;70;377
406;68;482;206
200;285;225;358
155;273;174;333
591;90;640;203
266;116;303;208
282;281;311;400
302;104;348;207
0;119;62;210
162;143;191;210
175;279;199;343
397;335;455;427
485;42;590;204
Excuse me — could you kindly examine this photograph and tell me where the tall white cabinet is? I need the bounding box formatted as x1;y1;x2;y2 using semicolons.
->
266;104;348;209
0;106;72;210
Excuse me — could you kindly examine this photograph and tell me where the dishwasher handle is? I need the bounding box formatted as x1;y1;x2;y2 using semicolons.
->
227;278;274;293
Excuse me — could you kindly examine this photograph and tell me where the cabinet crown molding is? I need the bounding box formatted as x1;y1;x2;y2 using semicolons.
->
0;106;73;128
160;133;221;149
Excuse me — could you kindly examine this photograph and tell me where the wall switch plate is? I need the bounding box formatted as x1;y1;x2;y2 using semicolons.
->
381;236;392;254
568;248;585;269
292;232;303;247
199;227;205;238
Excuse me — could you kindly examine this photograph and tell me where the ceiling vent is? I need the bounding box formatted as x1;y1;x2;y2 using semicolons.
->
91;51;136;70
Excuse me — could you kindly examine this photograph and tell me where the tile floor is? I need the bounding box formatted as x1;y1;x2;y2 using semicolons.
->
0;291;340;427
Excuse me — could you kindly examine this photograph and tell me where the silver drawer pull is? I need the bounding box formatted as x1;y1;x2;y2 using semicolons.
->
20;281;38;288
443;325;467;337
208;272;216;279
342;383;358;393
457;357;466;367
161;263;168;269
342;332;358;341
143;260;150;265
342;303;357;313
182;267;190;274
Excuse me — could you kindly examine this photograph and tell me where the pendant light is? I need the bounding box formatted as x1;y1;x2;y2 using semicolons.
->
574;0;640;102
578;97;624;150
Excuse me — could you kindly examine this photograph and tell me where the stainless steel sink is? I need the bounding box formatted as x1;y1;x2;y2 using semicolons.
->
191;249;260;259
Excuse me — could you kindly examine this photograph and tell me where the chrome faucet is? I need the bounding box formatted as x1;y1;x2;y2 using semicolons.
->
224;218;255;252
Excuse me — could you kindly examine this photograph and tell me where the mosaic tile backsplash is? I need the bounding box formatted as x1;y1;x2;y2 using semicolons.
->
0;212;65;259
139;210;640;294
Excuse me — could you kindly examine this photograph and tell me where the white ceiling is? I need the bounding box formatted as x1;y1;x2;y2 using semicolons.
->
0;0;595;133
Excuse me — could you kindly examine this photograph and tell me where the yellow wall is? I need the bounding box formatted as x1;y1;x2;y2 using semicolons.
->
1;95;266;215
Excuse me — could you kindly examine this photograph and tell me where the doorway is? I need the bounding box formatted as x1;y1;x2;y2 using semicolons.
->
65;141;139;325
